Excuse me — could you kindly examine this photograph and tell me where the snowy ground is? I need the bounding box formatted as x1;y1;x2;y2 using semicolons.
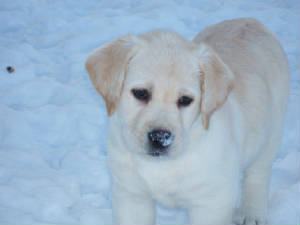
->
0;0;299;225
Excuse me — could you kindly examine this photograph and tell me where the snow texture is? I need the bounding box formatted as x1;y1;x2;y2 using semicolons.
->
0;0;299;225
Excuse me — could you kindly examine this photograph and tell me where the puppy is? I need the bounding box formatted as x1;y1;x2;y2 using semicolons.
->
86;18;289;225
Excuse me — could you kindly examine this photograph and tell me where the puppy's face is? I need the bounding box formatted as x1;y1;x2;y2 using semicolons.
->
86;30;233;158
118;40;201;157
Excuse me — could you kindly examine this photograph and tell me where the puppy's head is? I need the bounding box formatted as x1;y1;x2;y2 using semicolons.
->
86;30;233;158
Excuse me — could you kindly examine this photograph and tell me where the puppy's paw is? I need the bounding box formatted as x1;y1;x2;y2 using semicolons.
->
233;208;267;225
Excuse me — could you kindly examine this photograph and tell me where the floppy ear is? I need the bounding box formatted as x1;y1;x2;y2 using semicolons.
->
198;45;234;130
85;35;139;116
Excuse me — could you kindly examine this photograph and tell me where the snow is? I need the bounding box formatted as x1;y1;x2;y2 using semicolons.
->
0;0;299;224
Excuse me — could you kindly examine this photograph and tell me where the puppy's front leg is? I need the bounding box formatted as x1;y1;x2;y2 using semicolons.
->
188;187;237;225
112;184;155;225
189;204;234;225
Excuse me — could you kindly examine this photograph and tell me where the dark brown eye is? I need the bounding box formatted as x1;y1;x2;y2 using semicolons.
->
131;89;150;102
177;96;193;107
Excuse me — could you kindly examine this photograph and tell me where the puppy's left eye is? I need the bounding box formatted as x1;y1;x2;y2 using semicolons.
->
177;96;194;107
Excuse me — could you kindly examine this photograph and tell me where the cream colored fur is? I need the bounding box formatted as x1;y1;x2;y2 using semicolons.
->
86;18;289;225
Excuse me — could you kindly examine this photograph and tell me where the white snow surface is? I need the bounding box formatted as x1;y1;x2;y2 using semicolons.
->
0;0;299;225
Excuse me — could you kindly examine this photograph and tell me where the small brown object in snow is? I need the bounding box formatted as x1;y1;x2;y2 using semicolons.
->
6;66;15;73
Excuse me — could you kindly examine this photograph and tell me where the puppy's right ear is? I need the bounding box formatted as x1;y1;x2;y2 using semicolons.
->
85;35;139;116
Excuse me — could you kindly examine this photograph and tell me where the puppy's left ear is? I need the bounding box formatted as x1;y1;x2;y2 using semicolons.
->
85;35;140;116
198;44;234;130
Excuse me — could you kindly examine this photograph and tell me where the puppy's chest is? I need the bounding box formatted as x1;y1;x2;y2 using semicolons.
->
137;161;199;206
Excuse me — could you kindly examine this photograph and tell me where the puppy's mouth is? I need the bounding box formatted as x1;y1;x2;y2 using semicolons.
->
147;148;169;157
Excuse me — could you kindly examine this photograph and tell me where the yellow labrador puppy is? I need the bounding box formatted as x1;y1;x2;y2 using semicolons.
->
86;18;289;225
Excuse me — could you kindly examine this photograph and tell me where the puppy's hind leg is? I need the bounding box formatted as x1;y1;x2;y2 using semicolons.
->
234;161;271;225
234;132;283;225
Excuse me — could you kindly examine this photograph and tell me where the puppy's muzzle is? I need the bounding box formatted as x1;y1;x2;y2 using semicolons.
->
147;129;174;156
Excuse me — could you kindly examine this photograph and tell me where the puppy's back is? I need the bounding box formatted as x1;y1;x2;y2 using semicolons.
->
193;18;289;90
194;18;290;166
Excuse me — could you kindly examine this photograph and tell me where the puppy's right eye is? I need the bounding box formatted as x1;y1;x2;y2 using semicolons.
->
131;89;150;102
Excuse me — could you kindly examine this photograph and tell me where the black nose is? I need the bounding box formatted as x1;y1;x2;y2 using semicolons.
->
147;129;173;156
